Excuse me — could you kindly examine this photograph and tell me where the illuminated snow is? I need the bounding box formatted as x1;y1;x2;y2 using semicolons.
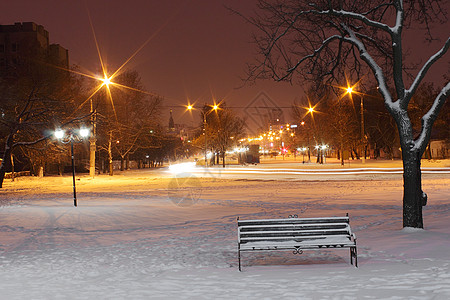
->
1;159;449;299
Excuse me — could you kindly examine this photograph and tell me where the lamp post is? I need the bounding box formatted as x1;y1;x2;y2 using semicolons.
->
54;127;90;207
89;99;97;178
360;94;365;163
302;105;316;163
187;103;218;167
346;86;365;163
203;113;207;165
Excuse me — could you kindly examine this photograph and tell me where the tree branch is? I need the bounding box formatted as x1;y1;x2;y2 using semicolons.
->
309;7;392;33
279;35;342;81
341;25;395;109
406;37;450;103
414;81;449;151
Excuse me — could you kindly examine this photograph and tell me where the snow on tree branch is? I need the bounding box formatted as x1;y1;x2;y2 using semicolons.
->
309;8;392;33
341;24;394;107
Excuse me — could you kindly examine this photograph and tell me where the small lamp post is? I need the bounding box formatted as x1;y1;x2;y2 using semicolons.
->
54;127;90;207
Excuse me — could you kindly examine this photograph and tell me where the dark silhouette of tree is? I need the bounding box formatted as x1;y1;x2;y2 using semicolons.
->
241;0;449;228
0;57;84;187
194;103;246;167
94;69;162;175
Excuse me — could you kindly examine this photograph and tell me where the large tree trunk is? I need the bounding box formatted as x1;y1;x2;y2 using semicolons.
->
120;157;125;171
402;148;427;228
222;150;226;168
109;155;113;176
0;134;14;188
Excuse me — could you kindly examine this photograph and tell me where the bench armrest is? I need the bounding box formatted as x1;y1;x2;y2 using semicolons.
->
351;233;357;242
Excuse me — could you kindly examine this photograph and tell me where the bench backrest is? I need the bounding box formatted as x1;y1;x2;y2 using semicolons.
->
238;216;352;244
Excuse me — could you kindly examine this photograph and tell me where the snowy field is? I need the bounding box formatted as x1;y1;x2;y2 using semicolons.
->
1;160;450;299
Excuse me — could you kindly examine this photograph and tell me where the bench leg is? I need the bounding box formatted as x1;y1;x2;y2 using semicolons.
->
350;247;358;268
238;245;242;271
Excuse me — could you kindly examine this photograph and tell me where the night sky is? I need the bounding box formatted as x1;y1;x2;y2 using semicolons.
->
1;0;448;131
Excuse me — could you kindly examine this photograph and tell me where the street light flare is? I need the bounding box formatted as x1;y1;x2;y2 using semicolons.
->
101;76;112;86
79;127;90;137
54;129;65;139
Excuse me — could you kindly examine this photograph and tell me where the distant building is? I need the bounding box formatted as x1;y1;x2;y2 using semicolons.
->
0;22;69;75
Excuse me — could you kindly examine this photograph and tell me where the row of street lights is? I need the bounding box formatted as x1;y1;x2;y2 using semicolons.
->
54;100;221;208
241;82;365;164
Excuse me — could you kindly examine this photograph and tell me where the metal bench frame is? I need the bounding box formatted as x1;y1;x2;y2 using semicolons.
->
237;214;357;271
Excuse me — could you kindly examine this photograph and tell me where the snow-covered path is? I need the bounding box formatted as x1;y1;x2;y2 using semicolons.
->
1;168;449;299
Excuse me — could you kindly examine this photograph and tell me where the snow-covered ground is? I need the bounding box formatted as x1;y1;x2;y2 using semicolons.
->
1;160;449;299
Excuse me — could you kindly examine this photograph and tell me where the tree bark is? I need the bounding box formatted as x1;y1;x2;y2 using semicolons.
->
222;150;226;168
402;148;427;228
109;156;113;176
120;157;125;171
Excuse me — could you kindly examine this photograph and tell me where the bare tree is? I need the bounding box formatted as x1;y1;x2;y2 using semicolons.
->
0;59;84;187
241;0;449;228
211;107;246;167
194;104;246;167
94;69;161;174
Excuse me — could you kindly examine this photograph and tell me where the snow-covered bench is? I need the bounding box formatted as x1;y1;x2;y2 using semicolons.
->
237;215;357;271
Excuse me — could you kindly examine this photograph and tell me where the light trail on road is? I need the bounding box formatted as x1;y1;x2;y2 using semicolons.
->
166;165;450;177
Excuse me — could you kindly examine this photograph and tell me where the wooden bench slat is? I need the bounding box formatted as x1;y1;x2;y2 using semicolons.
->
240;242;356;250
239;223;350;231
240;231;351;239
238;217;349;226
241;238;354;247
240;233;350;241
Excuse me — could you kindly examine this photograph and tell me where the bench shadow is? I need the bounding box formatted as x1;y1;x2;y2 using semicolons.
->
241;250;351;268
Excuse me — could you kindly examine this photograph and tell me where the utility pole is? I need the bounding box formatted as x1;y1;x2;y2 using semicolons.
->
204;112;208;166
89;98;97;177
361;95;365;164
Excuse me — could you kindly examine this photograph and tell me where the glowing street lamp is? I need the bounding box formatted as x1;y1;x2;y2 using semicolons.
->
54;127;90;207
302;106;317;163
187;103;219;166
344;84;365;163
